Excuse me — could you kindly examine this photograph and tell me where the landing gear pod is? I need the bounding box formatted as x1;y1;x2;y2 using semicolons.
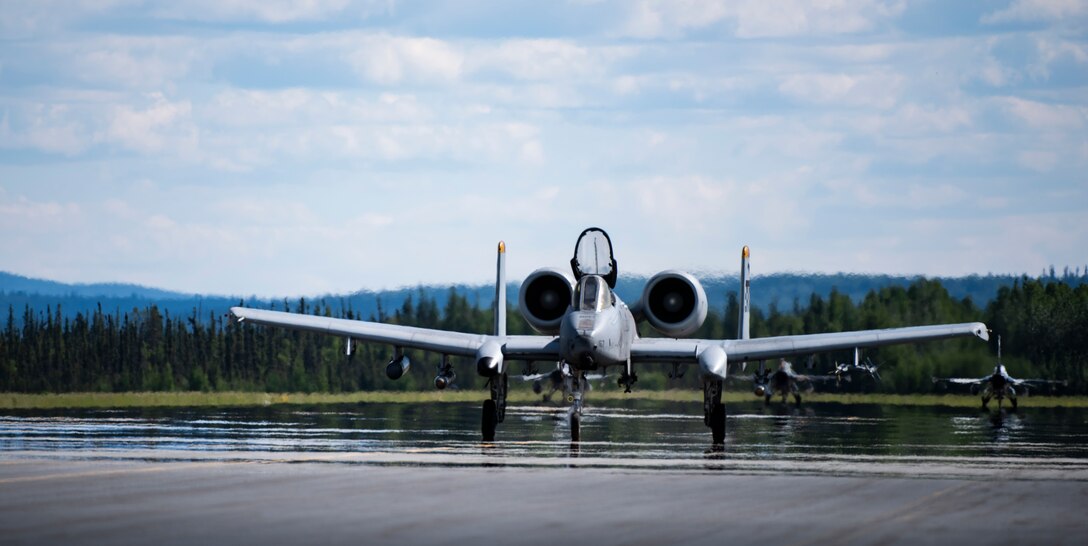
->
475;340;504;377
386;354;410;380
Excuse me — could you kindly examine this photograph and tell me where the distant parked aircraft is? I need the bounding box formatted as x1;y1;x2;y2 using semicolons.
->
933;337;1065;409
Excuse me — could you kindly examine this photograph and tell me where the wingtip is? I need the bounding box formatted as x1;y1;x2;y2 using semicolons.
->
229;306;246;322
975;324;990;342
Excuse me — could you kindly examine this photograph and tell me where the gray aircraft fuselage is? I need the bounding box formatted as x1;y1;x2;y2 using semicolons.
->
980;365;1013;401
559;275;636;370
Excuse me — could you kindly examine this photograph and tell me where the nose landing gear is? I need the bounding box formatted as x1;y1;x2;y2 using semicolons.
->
564;366;586;442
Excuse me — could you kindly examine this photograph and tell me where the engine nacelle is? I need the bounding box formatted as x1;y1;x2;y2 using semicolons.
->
518;268;574;335
640;270;708;337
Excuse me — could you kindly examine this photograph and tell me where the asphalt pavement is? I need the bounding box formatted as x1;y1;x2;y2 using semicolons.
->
2;452;1085;546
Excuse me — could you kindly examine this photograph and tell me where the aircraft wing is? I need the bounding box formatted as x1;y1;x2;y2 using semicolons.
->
1015;378;1068;388
229;307;560;360
631;322;989;363
935;377;988;385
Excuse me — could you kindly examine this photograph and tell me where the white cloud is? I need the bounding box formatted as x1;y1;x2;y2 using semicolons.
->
152;0;359;23
1;3;1085;293
982;0;1088;24
1001;97;1087;130
977;55;1018;87
619;0;907;38
346;35;464;84
778;72;901;109
0;105;90;156
71;35;199;89
1029;36;1088;79
205;89;430;127
470;40;601;81
852;104;973;137
621;0;730;39
102;92;197;154
0;194;81;229
1018;150;1059;172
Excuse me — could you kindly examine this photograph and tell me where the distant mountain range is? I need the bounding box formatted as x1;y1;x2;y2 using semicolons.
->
2;269;1082;325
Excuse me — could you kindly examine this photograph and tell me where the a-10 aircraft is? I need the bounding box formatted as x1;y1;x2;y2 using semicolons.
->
933;337;1065;409
230;227;990;444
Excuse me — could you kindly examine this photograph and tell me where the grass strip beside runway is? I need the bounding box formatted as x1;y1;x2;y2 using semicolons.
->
2;390;1086;409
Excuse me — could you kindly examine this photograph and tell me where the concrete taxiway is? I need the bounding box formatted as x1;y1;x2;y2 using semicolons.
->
2;451;1086;546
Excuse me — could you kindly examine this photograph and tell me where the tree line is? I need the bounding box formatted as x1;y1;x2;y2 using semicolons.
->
0;278;1084;394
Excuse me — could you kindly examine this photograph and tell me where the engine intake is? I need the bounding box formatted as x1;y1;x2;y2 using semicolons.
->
640;270;708;337
518;268;573;335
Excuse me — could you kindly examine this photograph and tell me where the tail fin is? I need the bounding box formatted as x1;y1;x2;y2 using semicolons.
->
495;241;507;337
738;245;750;340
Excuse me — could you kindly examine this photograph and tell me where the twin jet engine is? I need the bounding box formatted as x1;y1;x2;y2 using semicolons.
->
518;268;708;338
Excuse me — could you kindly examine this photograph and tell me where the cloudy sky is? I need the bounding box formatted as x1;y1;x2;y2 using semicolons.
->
0;0;1085;297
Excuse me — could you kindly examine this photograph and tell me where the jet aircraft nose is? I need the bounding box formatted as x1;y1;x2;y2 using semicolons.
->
565;333;597;368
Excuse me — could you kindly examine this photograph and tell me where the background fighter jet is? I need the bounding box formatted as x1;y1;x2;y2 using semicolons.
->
733;359;846;405
517;363;606;402
826;353;881;389
230;227;990;444
933;337;1065;409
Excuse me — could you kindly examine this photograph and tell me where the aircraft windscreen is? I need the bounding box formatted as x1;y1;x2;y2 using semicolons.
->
574;229;614;277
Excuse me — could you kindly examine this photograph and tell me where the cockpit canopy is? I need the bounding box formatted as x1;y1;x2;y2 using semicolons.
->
573;275;614;312
571;227;618;289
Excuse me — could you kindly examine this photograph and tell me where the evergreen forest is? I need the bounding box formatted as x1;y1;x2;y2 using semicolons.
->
0;277;1084;395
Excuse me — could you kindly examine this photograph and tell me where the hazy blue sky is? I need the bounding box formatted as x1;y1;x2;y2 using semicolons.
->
1;1;1085;297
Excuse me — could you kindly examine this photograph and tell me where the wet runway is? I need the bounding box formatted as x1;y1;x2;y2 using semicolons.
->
2;400;1087;544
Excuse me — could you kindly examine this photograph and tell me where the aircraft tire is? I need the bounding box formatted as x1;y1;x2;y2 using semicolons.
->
570;412;581;443
710;402;726;444
482;399;497;442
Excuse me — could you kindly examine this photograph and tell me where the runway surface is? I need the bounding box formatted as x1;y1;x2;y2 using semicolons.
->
2;400;1087;544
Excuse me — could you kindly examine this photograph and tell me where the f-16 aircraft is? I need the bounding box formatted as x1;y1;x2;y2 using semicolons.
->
933;337;1065;409
827;353;881;387
230;227;989;444
735;353;881;405
519;363;606;403
733;358;847;405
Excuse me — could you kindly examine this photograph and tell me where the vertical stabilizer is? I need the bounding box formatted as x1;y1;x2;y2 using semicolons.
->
738;245;750;340
495;241;507;337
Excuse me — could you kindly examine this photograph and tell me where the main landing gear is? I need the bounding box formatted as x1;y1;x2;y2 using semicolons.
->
704;379;726;444
481;372;508;442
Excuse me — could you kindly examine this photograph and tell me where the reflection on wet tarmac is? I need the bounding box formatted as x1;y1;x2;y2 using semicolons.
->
2;400;1087;477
